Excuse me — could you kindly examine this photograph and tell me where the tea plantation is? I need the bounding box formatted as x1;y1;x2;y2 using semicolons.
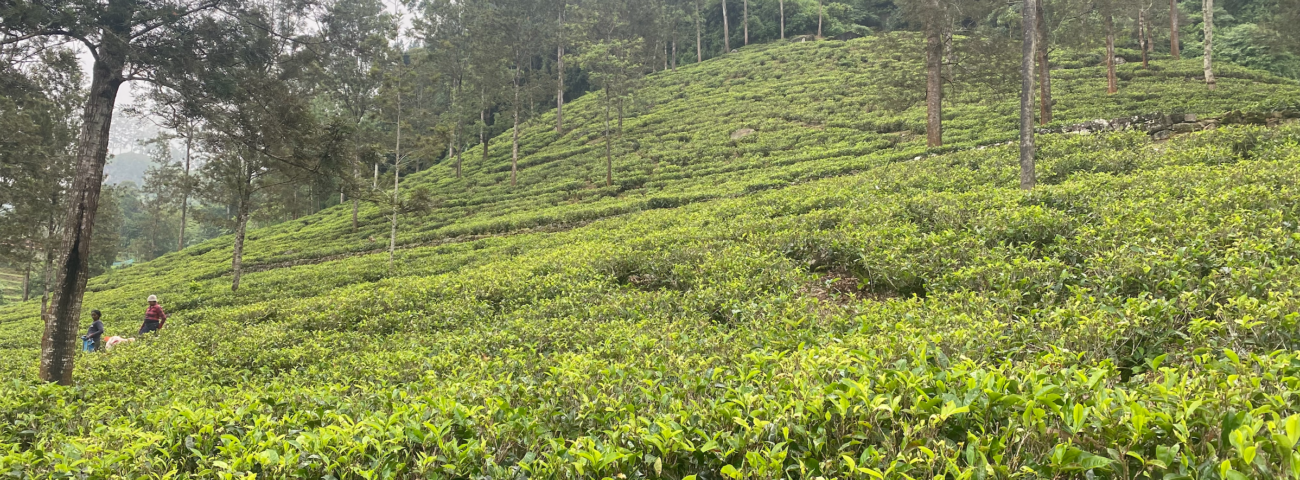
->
3;37;1300;478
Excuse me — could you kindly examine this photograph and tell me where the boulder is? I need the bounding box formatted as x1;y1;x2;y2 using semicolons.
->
1171;123;1197;133
1152;129;1172;140
730;128;756;140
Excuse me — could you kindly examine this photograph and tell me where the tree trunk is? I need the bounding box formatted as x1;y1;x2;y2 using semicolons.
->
1138;9;1149;68
390;73;401;268
512;75;520;186
39;37;126;385
722;0;730;53
743;0;749;45
672;40;677;71
1106;13;1117;94
779;0;785;39
604;86;612;187
925;23;943;148
451;78;462;178
1036;0;1053;125
1170;0;1180;60
696;0;703;62
480;86;488;164
22;256;32;302
1143;11;1153;67
178;128;192;250
818;0;824;37
1203;0;1215;89
1020;0;1037;190
39;230;54;317
617;98;624;133
351;162;359;230
557;7;565;134
230;192;250;292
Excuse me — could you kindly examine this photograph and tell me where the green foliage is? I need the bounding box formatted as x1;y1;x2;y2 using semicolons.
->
4;37;1300;477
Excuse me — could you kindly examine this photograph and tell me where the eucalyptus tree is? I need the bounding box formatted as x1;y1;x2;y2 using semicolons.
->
1169;0;1179;59
131;87;202;248
1020;0;1037;190
1202;0;1215;89
193;4;347;292
896;0;952;147
316;0;394;229
417;0;471;177
573;0;645;186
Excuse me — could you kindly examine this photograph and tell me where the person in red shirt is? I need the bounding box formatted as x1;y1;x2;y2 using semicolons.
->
139;294;167;334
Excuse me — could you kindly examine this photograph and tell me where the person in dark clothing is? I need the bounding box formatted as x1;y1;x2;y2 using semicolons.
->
140;295;167;334
82;310;104;352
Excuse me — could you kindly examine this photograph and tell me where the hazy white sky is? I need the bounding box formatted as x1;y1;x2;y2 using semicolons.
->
74;0;412;156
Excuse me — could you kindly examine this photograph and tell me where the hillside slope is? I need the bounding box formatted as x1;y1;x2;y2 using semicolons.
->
3;37;1300;477
73;36;1300;285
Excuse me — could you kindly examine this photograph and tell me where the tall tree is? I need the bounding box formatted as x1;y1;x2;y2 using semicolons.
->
1170;0;1180;59
722;0;731;53
557;2;566;133
1036;0;1052;124
1138;6;1149;68
194;5;345;292
317;0;393;231
695;0;703;62
1105;11;1117;94
1;0;230;385
779;0;785;39
1020;0;1037;190
743;0;749;45
819;0;825;37
925;11;944;146
1202;0;1215;89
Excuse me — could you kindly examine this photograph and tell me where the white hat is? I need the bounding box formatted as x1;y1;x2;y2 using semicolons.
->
147;295;158;302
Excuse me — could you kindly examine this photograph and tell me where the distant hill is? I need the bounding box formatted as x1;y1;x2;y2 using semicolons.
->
103;151;150;185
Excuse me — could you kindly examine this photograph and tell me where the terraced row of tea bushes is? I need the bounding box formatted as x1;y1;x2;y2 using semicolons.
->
3;126;1300;477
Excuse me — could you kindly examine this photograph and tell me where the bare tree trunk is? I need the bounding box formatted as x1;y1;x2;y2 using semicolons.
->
604;86;612;187
40;38;126;385
743;0;749;45
722;0;730;53
925;23;943;148
351;163;359;230
696;0;703;62
1106;13;1118;94
178;127;192;250
1170;0;1180;59
1036;0;1053;125
818;0;824;37
672;40;677;71
22;256;32;302
1203;0;1215;89
390;73;401;268
39;229;54;317
1143;10;1153;67
230;193;249;292
512;74;520;186
557;6;565;134
1138;9;1149;68
454;79;463;178
779;0;785;39
480;86;489;165
1020;0;1037;190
